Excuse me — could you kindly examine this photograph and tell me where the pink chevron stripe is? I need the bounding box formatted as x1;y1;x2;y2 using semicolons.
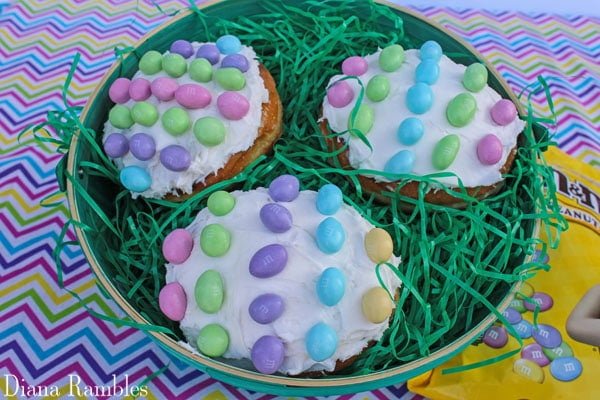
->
0;214;68;237
0;252;86;284
459;26;600;46
1;305;138;344
562;140;600;153
494;65;595;81
0;146;63;165
475;45;599;63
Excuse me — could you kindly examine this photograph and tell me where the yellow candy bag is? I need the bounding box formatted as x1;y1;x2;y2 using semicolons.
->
408;147;600;400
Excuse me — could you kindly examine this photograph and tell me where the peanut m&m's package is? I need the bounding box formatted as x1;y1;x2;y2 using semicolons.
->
408;147;600;400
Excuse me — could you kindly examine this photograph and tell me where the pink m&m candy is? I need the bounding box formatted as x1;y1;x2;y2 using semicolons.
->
342;56;368;76
217;91;249;120
327;81;354;108
162;228;193;264
175;84;212;109
129;78;152;101
522;343;550;367
524;292;554;312
151;77;178;101
477;134;503;165
490;99;517;125
483;325;508;348
109;77;131;104
159;282;187;321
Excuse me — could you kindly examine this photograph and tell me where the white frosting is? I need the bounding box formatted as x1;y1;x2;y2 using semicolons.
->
165;188;402;375
322;49;525;187
103;43;269;198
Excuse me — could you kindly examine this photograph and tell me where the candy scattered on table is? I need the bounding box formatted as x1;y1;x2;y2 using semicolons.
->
502;307;522;325
512;319;533;339
513;358;545;383
542;341;573;361
483;325;508;348
524;292;554;312
550;357;582;382
533;324;562;348
521;343;550;367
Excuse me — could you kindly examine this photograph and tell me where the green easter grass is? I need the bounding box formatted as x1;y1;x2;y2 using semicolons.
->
41;0;566;376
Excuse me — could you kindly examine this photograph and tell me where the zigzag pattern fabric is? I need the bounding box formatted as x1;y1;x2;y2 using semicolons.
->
0;1;597;399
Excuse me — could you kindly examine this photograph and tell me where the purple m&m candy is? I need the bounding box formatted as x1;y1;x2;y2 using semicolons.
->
104;133;129;158
151;77;179;102
327;81;354;108
490;99;517;125
483;325;508;348
260;203;293;233
221;53;249;72
251;335;285;374
249;244;288;278
217;91;249;120
477;134;503;165
170;39;194;59
269;175;300;202
341;56;368;76
524;292;554;312
196;43;220;65
129;78;152;101
522;343;550;367
129;133;156;161
533;324;562;348
502;307;522;325
109;77;131;104
175;84;212;109
249;293;285;324
159;145;191;172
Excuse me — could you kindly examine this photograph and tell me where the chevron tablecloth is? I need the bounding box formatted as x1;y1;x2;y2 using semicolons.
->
1;1;598;399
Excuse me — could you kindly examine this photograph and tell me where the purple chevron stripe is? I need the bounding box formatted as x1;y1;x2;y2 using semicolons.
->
0;146;63;164
0;164;59;189
0;257;89;286
0;243;85;274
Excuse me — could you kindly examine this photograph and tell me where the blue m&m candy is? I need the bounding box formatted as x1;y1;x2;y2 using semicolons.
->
415;59;440;85
550;357;583;382
406;83;433;114
316;184;343;215
120;165;151;192
316;267;346;306
384;150;415;175
216;35;241;55
397;117;424;145
419;40;442;61
316;217;345;254
305;322;338;362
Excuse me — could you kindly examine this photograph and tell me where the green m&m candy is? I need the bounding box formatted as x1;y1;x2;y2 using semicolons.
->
463;63;488;93
139;50;162;75
189;58;213;82
366;74;390;102
446;92;477;128
162;53;187;78
215;68;246;91
196;324;229;357
348;104;374;136
207;191;235;216
194;116;226;146
194;269;224;314
432;134;460;170
379;44;405;72
109;105;134;129
161;107;190;136
200;223;231;257
131;101;158;127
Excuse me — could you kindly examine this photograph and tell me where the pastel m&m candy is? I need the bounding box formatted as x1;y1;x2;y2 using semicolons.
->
490;99;517;125
366;74;390;102
543;341;573;361
260;203;293;233
129;132;156;161
406;83;433;115
361;287;393;323
216;34;241;55
249;244;288;278
316;267;346;306
341;56;368;76
189;58;213;83
483;325;508;348
327;81;354;108
379;44;404;72
432;134;460;170
397;117;424;145
415;60;440;85
305;323;338;362
384;150;415;175
151;77;178;101
269;174;300;202
477;134;503;165
200;223;231;257
159;282;187;321
221;53;249;72
103;133;129;158
119;165;151;192
197;324;229;357
419;40;442;61
502;307;522;325
162;228;193;264
550;357;582;382
348;104;374;135
463;63;488;92
131;101;158;127
109;105;134;129
217;91;249;120
128;78;151;101
513;359;545;383
511;319;533;339
175;84;212;109
316;217;345;254
109;77;130;104
316;184;343;215
532;324;562;348
194;116;226;147
194;269;224;313
170;39;194;59
364;228;393;263
521;343;550;367
446;92;476;127
139;50;162;75
162;53;187;78
160;145;191;172
196;44;220;65
207;190;235;216
161;107;190;136
249;294;284;324
524;292;554;312
251;336;285;374
215;67;246;91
